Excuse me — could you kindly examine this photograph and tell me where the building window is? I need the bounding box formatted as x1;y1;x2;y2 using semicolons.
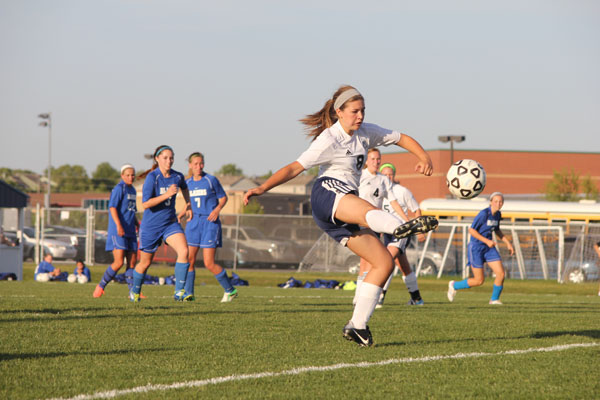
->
83;199;109;210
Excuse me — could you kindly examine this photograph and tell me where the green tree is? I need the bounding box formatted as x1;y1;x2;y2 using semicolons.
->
543;168;580;201
242;198;264;214
51;164;90;192
580;174;599;200
258;170;273;179
91;162;120;192
216;163;244;176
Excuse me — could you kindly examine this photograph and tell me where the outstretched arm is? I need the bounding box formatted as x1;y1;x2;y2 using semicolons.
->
243;161;305;205
397;134;433;176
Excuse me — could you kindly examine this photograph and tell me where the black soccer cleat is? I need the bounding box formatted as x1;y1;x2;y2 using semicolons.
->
393;216;439;239
342;322;374;347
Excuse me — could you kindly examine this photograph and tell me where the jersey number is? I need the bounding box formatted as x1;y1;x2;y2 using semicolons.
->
373;188;379;198
194;198;201;209
356;155;364;170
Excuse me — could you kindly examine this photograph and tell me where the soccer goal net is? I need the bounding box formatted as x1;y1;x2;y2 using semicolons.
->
298;222;565;281
562;233;600;284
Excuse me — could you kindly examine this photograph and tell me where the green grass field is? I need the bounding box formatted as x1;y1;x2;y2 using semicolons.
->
1;263;599;399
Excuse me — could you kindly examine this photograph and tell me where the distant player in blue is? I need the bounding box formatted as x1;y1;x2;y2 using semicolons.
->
34;253;63;281
74;260;91;282
130;145;192;302
94;164;139;298
447;192;514;305
183;152;237;302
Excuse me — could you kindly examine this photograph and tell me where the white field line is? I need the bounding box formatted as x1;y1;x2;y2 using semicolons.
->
48;342;598;400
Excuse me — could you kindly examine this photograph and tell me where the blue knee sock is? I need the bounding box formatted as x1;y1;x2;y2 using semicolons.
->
215;269;234;293
184;269;195;295
132;271;145;295
99;267;117;289
174;262;190;292
491;284;503;301
124;268;134;291
454;279;471;290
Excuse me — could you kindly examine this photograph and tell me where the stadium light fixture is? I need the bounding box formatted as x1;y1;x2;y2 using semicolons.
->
38;113;52;223
438;135;465;165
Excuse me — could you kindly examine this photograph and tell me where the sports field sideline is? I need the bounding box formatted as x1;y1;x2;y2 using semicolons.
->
1;263;598;399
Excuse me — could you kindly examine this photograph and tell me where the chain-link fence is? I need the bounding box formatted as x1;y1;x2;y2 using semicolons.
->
17;205;600;281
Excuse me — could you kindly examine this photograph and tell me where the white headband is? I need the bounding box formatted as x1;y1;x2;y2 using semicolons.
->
120;164;135;174
334;88;362;110
489;191;504;201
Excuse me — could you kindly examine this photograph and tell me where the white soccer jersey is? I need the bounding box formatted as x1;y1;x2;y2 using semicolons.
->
358;169;396;208
382;183;420;223
296;121;402;190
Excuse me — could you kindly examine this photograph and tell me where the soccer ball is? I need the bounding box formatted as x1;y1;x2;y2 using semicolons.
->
77;275;89;284
67;274;77;283
36;273;50;282
446;159;486;199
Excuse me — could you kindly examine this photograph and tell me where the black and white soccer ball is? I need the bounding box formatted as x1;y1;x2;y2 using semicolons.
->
446;159;486;199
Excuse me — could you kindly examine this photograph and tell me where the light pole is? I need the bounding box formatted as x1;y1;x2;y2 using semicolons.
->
38;113;52;224
438;135;465;166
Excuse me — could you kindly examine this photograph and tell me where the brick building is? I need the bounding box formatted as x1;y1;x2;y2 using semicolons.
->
381;149;600;201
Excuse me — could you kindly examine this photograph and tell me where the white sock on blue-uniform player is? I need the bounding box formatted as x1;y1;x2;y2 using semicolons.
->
174;262;189;293
215;269;234;293
184;269;195;296
350;282;382;329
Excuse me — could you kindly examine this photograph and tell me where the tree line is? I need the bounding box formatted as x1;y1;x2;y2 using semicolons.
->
1;164;596;200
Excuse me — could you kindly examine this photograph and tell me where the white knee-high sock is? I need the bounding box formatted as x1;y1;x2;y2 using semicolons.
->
403;271;419;292
352;271;368;306
351;282;382;329
365;209;402;235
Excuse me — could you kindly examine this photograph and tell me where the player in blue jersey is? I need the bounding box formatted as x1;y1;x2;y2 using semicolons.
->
35;253;63;281
447;192;514;305
94;164;140;298
130;145;192;302
183;152;237;302
74;260;91;283
243;85;438;346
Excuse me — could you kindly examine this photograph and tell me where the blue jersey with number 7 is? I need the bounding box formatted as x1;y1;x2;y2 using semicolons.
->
186;173;226;216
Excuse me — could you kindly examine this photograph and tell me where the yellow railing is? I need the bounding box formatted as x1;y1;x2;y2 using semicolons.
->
422;210;600;225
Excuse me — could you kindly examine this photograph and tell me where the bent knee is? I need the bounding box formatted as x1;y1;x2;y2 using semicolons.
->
471;277;485;286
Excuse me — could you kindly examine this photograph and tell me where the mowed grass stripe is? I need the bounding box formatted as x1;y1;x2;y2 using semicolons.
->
48;342;598;400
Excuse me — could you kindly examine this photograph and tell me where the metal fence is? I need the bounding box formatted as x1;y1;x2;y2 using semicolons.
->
22;205;600;282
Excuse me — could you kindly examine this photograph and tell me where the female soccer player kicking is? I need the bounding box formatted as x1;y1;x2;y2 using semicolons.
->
130;145;192;302
244;85;437;347
447;192;514;304
94;164;140;298
183;152;237;302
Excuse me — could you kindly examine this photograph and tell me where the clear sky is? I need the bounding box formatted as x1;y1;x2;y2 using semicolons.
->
1;0;598;178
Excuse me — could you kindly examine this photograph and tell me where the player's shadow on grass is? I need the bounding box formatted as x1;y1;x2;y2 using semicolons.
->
377;329;600;348
0;346;182;362
530;330;600;340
